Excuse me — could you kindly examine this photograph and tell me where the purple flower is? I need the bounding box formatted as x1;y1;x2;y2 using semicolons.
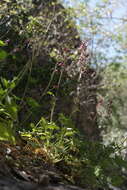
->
5;39;10;44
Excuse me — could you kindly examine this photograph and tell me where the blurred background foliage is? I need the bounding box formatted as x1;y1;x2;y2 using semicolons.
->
62;0;127;145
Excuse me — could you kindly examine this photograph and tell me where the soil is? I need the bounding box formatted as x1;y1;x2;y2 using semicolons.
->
0;141;85;190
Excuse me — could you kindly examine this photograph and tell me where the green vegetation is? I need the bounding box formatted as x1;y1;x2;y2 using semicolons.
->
0;0;127;189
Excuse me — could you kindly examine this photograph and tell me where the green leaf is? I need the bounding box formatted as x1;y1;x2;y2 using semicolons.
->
47;91;55;96
0;121;16;144
65;131;75;136
94;166;101;177
47;123;59;130
21;132;32;138
0;50;7;60
26;97;40;108
0;89;5;97
6;95;11;104
111;175;123;186
9;81;16;89
5;101;18;121
1;78;9;88
0;40;6;47
30;123;36;129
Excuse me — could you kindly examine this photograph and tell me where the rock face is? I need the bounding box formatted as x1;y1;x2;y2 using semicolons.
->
0;178;86;190
0;162;85;190
72;68;100;141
